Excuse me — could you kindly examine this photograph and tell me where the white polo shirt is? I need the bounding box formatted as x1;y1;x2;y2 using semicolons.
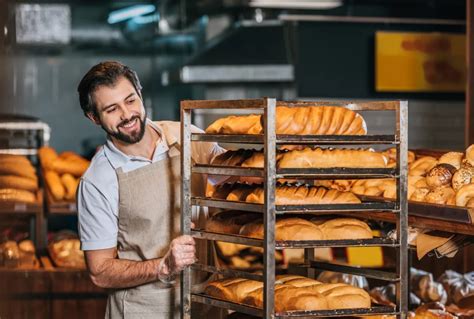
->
78;119;225;251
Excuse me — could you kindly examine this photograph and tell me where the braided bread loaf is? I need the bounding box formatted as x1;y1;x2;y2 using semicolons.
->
206;106;367;135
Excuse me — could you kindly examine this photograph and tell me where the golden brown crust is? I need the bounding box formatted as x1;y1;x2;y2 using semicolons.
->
239;218;324;241
205;106;367;135
61;174;79;201
318;218;373;240
205;211;261;234
0;188;36;203
45;170;65;201
426;164;457;189
0;175;38;192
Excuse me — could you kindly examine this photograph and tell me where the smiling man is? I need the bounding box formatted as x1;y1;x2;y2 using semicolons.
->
77;61;224;318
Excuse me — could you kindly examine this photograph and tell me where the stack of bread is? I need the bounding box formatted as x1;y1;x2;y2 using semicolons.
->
208;183;361;205
206;212;373;241
206;106;367;135
48;232;85;269
0;239;40;269
39;146;89;202
204;274;371;312
0;154;38;203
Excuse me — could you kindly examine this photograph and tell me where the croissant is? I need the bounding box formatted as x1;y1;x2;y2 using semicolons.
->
245;185;361;205
206;106;367;135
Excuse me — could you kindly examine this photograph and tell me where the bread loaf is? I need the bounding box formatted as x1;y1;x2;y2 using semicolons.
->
318;218;373;240
61;174;79;201
245;185;360;205
409;157;438;176
51;158;89;177
425;187;455;205
45;170;65;201
452;168;474;191
0;161;37;181
206;106;367;135
48;238;85;268
0;175;38;192
239;218;324;241
235;148;387;169
205;211;261;234
38;146;58;170
0;188;36;203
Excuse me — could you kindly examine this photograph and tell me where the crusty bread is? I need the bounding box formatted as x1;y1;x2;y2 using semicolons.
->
0;161;37;181
245;185;361;205
38;146;58;170
455;183;474;207
206;276;370;312
45;170;65;201
318;218;373;240
60;174;79;201
278;148;387;169
48;238;85;268
51;158;89;177
0;188;36;203
206;106;367;135
0;175;38;192
205;211;261;234
239;218;324;241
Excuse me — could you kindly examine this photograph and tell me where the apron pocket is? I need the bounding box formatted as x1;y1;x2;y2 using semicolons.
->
123;286;179;318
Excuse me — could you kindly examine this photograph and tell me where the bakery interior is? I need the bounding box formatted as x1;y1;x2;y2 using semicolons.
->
0;0;473;318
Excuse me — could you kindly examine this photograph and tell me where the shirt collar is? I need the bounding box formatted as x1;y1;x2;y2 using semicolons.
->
103;118;171;170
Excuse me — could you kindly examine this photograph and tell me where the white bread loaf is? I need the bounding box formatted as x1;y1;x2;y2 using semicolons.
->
245;185;361;205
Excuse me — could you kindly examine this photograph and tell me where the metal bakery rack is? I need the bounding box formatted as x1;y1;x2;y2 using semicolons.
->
180;98;408;319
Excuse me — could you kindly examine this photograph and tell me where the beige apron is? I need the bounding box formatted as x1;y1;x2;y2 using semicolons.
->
105;139;209;319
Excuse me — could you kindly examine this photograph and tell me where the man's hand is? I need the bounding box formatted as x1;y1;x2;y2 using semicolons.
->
158;235;196;282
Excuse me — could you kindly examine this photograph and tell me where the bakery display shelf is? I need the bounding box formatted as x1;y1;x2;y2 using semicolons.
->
193;164;398;179
191;294;398;318
192;133;398;145
192;197;398;213
306;261;400;282
0;189;43;215
44;187;77;215
191;229;399;248
181;98;408;318
408;201;473;225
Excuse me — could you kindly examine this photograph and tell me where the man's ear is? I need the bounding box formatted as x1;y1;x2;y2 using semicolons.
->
86;112;101;126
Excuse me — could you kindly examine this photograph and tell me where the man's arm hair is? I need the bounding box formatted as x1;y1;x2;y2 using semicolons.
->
85;248;161;289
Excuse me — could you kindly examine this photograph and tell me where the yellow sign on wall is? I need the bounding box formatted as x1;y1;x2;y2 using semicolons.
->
376;31;466;92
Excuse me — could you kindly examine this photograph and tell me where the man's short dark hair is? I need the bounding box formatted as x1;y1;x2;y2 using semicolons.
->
77;61;143;116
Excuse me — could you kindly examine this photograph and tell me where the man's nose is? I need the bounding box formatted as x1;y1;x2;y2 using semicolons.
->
118;104;132;120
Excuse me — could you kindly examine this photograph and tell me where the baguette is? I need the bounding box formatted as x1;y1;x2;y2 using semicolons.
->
206;106;367;135
245;185;361;205
0;175;38;192
45;170;65;201
0;161;37;181
0;188;36;203
61;174;79;201
38;146;58;170
51;158;89;177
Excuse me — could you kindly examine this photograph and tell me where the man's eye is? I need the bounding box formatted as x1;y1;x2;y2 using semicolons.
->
127;99;135;104
106;107;116;113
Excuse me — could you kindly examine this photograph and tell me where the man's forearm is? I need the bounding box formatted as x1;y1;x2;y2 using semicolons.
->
89;257;162;289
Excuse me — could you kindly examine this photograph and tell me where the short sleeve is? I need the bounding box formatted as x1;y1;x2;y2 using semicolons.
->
190;124;226;165
77;179;118;251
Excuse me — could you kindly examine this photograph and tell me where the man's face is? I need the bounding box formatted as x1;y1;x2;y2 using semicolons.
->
90;76;146;144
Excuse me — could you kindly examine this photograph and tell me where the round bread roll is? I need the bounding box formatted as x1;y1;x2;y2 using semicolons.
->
455;183;474;207
425;187;455;205
452;168;474;191
438;152;463;170
426;164;457;189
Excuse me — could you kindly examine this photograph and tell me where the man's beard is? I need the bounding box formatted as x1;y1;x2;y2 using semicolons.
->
104;114;147;144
